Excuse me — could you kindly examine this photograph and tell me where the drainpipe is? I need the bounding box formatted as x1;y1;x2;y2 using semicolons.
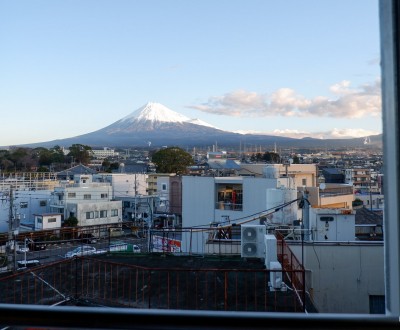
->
302;190;310;241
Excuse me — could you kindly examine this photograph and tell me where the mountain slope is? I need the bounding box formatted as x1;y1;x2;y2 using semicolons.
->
8;102;382;149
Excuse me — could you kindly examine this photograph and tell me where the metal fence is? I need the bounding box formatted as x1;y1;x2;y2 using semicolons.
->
0;257;305;312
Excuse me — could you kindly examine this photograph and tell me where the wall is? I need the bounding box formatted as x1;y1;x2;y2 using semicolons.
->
93;173;148;197
288;242;384;313
67;200;122;227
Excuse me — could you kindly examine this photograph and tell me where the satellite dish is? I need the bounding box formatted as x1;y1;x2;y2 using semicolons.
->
320;183;326;190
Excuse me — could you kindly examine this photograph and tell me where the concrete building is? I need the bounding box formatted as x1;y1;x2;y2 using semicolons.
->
344;167;372;191
49;174;122;227
93;173;148;197
238;164;319;188
91;147;119;159
288;240;384;313
34;213;62;231
181;174;298;253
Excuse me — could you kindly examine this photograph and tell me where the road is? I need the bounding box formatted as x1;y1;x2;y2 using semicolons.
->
15;234;148;266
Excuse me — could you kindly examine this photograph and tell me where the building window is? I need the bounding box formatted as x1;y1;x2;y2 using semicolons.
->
216;184;243;211
86;212;94;219
37;217;42;224
84;194;91;200
20;202;28;208
111;209;118;216
68;193;76;198
40;200;47;207
47;217;57;223
162;183;167;191
100;210;107;218
302;178;307;186
95;211;99;218
101;193;108;199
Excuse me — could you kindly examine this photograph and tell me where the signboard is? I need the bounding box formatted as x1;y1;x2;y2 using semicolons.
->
152;235;181;252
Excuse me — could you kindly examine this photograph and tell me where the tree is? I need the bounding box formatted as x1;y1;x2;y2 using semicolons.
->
151;147;194;174
68;144;92;165
63;216;78;227
262;152;280;163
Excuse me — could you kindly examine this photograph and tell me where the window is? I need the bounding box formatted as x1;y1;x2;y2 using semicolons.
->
216;184;243;211
68;192;76;198
111;209;118;216
162;183;167;191
86;212;94;219
20;202;28;208
100;210;107;218
302;178;307;186
47;217;57;223
101;193;108;199
95;211;99;218
36;217;42;224
83;194;91;200
39;200;47;207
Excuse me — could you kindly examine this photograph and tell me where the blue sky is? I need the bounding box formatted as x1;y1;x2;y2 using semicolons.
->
0;0;381;146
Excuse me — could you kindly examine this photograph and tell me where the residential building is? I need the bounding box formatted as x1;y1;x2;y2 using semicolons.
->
238;164;319;188
344;167;372;192
91;147;119;159
49;174;122;227
93;173;148;197
34;213;62;231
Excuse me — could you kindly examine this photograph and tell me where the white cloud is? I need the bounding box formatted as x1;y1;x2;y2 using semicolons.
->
188;79;381;119
233;128;380;139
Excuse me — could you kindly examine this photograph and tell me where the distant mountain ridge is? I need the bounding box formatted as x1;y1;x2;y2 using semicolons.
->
8;102;382;149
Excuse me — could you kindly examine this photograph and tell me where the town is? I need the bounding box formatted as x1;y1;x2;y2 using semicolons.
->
0;143;384;314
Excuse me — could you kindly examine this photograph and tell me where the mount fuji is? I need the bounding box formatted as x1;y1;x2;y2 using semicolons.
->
15;102;381;149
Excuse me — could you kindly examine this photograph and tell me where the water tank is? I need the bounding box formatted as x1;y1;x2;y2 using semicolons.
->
263;166;278;179
266;188;285;223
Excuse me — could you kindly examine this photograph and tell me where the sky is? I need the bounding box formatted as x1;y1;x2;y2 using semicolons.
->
0;0;381;146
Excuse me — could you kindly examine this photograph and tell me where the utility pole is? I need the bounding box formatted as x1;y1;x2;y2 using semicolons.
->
7;187;15;271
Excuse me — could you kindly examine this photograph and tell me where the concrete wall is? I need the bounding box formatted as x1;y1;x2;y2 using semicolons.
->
0;190;53;232
288;242;384;313
67;200;122;227
93;173;148;197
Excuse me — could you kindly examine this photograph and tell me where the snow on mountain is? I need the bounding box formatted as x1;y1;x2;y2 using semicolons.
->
186;118;219;129
120;102;191;124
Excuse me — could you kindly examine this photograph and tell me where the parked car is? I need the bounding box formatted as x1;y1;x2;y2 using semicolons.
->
78;233;97;244
109;228;125;237
65;245;97;258
17;259;40;269
16;244;29;254
26;238;47;251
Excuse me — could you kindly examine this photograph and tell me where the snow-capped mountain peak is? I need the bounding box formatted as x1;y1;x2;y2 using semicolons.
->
121;102;191;123
186;118;219;129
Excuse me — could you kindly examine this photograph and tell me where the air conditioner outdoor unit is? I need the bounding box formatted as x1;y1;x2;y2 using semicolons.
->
241;225;266;259
264;234;278;268
269;261;283;291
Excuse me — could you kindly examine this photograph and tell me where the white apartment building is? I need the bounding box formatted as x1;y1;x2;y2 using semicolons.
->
93;173;148;197
181;173;298;253
49;174;122;227
91;147;119;159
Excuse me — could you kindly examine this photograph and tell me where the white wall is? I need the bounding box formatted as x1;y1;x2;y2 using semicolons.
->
93;173;148;197
0;190;53;232
66;200;122;227
288;242;384;313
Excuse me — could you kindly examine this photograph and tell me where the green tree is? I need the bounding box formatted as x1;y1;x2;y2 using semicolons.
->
292;155;300;164
68;144;92;165
151;147;194;174
63;216;78;227
262;152;280;163
50;145;66;164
